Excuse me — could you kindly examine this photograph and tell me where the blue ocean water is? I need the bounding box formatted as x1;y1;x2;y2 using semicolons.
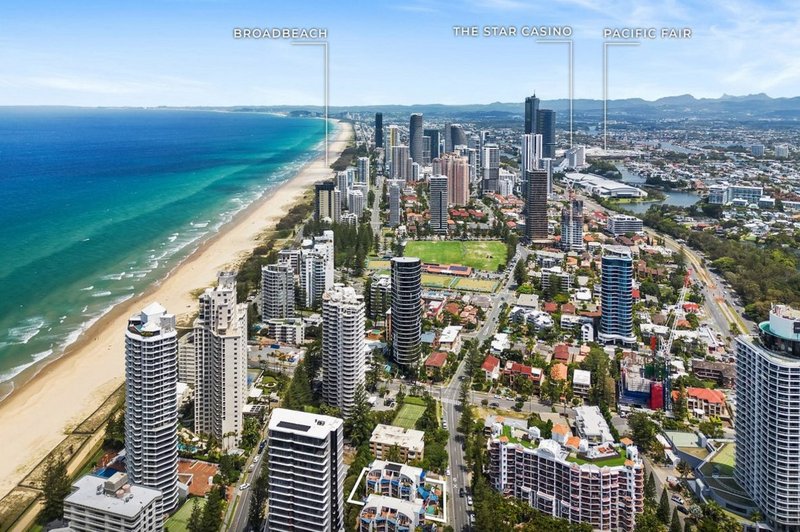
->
0;108;326;386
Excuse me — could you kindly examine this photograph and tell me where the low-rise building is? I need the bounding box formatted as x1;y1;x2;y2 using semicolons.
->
358;494;424;532
365;461;424;501
437;325;463;353
675;387;726;418
482;355;501;381
691;360;735;388
574;406;614;443
265;317;305;345
63;473;163;532
369;425;425;463
572;369;591;398
423;351;448;377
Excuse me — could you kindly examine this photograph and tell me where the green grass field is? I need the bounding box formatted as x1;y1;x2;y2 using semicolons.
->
367;259;391;270
166;497;205;532
404;240;507;271
421;273;456;288
454;278;499;292
393;403;426;429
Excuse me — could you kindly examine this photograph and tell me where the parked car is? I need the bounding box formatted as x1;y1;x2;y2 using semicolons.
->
459;487;465;497
467;495;474;506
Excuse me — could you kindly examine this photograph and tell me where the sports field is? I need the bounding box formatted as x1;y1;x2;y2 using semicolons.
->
421;273;456;288
454;278;499;292
393;403;426;429
404;240;506;271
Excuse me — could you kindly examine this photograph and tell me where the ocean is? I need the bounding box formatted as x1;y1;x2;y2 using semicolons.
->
0;107;326;389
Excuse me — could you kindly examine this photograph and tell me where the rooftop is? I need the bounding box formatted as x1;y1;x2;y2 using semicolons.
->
371;425;425;452
65;473;161;519
269;408;343;439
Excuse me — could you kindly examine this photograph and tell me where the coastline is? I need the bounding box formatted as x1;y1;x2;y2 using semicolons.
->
0;119;353;500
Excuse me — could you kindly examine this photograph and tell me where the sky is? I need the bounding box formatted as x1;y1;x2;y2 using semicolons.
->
0;0;798;106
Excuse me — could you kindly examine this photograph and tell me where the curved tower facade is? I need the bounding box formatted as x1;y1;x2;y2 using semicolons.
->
391;257;422;368
124;302;179;514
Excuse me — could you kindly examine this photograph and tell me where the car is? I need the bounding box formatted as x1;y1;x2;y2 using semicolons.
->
489;402;499;407
671;495;684;505
494;394;501;399
677;505;688;514
253;455;260;463
248;464;254;472
446;467;451;476
442;420;448;429
467;495;474;506
459;487;465;497
239;483;250;490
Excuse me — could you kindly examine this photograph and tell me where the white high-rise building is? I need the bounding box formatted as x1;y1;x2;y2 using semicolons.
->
337;171;351;209
322;284;366;416
124;303;179;514
521;133;542;174
267;409;345;532
348;189;365;217
736;305;800;530
194;272;248;451
606;214;644;236
388;179;403;227
300;231;335;308
481;143;500;194
177;332;196;386
429;175;449;234
262;262;295;322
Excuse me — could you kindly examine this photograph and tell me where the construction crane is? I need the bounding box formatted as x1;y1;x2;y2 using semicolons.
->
659;266;692;411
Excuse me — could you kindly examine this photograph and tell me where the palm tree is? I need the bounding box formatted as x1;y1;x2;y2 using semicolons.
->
676;460;692;481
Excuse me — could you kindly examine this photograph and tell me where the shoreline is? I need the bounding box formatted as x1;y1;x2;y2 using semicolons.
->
0;119;353;500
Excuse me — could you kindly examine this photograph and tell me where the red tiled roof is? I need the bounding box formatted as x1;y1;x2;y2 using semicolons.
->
551;363;568;381
686;387;725;404
560;303;576;314
482;355;500;373
543;301;558;313
554;344;570;361
425;351;448;368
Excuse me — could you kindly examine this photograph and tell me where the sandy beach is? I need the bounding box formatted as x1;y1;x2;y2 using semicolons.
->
0;119;353;500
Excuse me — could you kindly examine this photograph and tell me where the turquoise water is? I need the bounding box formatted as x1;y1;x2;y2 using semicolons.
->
0;108;327;386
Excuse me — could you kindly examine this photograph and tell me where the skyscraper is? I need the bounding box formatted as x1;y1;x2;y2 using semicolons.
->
525;169;549;242
537;109;556;158
357;156;370;185
409;113;423;163
422;135;431;165
374;112;383;148
391;257;422;368
440;153;469;206
194;272;248;451
521;133;542;175
424;128;441;159
348;189;365;217
300;231;334;308
598;246;635;345
481;144;500;195
736;305;800;530
322;284;366;416
524;94;540;135
388;179;403;227
560;199;584;252
450;124;467;149
314;181;341;223
267;409;345;532
124;303;179;514
391;145;411;180
262;262;295;322
429;175;449;234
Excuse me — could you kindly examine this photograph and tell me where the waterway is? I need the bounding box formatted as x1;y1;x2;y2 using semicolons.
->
614;163;701;214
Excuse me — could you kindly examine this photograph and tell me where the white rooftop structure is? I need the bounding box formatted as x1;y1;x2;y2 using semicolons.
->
64;473;163;531
573;369;592;387
565;172;647;198
370;424;425;455
574;405;614;443
439;325;462;344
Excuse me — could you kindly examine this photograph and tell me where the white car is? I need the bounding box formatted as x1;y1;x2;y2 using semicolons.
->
467;495;474;506
253;455;260;463
239;483;250;490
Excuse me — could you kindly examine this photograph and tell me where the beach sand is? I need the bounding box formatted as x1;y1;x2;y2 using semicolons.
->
0;119;353;500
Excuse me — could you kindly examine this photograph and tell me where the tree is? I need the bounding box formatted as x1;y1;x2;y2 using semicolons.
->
282;361;314;410
104;411;125;450
248;471;269;530
670;507;682;532
40;454;71;523
344;384;375;447
514;260;528;286
657;489;671;524
200;488;223;532
676;460;692;481
698;417;724;439
672;384;688;422
187;499;203;532
386;444;402;463
645;471;657;502
635;510;666;532
628;412;658;452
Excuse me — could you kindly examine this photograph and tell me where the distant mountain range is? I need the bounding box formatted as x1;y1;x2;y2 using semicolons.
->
225;93;800;121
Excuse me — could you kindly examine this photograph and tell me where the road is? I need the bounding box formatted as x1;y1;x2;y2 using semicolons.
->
440;248;524;531
225;428;269;531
